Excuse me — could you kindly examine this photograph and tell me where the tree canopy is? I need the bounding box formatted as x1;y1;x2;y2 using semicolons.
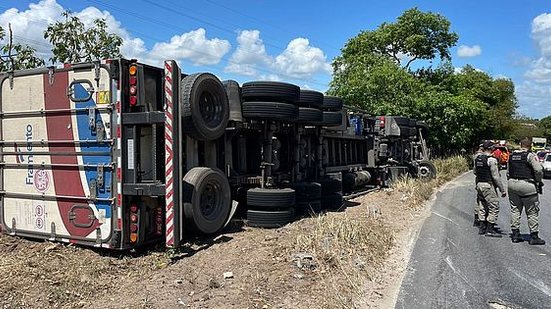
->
44;11;123;64
0;25;44;72
328;8;520;154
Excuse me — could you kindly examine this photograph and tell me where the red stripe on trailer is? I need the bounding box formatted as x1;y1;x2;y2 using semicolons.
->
164;61;175;247
43;72;100;238
164;62;173;73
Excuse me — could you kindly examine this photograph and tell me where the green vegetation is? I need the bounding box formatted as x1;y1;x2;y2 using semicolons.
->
44;11;122;64
329;8;523;154
1;11;121;73
0;25;45;72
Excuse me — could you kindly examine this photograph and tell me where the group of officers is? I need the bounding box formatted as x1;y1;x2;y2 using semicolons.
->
473;138;545;245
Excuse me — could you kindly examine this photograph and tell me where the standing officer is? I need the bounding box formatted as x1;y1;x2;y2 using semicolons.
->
474;141;507;237
508;138;545;245
473;144;484;227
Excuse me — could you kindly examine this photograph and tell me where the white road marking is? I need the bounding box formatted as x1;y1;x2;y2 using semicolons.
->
445;256;477;291
509;268;551;297
447;237;458;248
432;211;460;226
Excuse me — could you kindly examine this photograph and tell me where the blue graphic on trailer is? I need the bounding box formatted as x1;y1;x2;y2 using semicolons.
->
74;84;112;218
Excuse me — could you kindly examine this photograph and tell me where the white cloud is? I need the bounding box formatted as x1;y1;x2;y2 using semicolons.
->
517;13;551;118
149;29;230;66
457;45;482;57
225;30;332;80
225;30;272;76
0;0;62;57
274;38;332;78
0;0;230;67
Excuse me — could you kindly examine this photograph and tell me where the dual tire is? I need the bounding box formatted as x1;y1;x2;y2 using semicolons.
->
246;188;296;228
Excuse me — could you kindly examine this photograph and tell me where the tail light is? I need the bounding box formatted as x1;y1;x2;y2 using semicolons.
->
379;116;385;129
129;203;139;243
129;64;138;106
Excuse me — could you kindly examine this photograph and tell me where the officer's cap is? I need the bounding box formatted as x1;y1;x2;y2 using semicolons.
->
482;140;494;150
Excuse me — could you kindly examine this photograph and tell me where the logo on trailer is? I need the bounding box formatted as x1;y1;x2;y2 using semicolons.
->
35;217;44;229
35;205;44;217
34;168;50;192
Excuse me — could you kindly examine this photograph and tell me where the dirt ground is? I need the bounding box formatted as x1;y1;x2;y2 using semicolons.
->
0;182;445;309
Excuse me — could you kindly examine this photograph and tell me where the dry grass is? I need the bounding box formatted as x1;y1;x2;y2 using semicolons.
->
394;155;469;209
294;209;393;309
0;236;170;308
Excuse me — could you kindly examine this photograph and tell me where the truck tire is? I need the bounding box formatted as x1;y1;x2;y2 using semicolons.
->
181;73;229;141
322;96;343;111
322;111;342;126
246;208;295;228
321;193;344;211
242;101;298;122
242;81;300;104
298;107;323;124
182;167;231;234
299;90;323;108
247;188;295;209
291;182;322;202
418;161;437;179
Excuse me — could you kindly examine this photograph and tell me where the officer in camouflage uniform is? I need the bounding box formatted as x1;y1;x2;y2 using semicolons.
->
508;138;545;245
474;141;507;237
473;144;484;227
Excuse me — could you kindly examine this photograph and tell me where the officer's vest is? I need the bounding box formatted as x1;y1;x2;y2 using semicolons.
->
508;151;533;180
475;154;492;183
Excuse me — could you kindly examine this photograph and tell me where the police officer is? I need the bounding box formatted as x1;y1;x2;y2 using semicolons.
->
474;141;506;237
508;138;545;245
473;144;484;227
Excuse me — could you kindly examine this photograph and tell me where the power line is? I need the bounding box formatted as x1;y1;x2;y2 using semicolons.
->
80;0;330;86
203;0;342;53
0;3;331;88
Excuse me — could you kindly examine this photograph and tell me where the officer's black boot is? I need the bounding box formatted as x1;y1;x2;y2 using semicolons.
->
529;232;546;245
511;229;523;243
473;214;480;227
485;223;502;238
478;221;487;235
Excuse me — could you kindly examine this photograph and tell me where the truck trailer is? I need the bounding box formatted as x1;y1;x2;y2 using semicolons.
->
0;59;433;249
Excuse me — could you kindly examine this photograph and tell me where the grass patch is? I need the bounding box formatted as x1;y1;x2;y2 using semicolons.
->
394;155;469;209
295;212;393;309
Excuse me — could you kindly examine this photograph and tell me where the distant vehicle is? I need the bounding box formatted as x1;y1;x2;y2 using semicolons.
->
543;153;551;178
537;151;548;162
532;137;547;152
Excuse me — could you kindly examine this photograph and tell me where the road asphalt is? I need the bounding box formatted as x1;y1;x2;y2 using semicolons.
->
395;172;551;309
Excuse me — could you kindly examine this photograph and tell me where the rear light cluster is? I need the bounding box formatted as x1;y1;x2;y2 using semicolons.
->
129;64;138;106
379;116;385;129
129;203;139;243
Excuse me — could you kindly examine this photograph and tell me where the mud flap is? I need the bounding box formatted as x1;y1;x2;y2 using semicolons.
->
223;200;239;228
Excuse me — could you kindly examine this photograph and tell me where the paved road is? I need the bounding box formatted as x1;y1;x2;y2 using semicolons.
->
396;172;551;309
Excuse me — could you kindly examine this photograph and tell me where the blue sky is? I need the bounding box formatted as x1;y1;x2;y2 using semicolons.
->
1;0;551;118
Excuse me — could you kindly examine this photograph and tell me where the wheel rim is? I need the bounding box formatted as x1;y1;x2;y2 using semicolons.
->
419;165;431;178
199;90;223;127
200;181;221;220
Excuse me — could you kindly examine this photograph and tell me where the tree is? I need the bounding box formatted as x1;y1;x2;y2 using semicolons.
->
328;8;521;154
44;11;122;64
340;8;458;69
0;25;44;72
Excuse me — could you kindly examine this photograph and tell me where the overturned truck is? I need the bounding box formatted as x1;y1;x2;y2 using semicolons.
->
0;59;433;249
